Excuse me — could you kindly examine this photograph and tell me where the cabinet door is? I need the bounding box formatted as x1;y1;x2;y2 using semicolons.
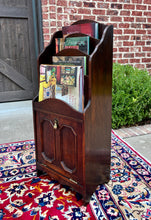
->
56;116;83;184
36;112;84;184
36;112;57;166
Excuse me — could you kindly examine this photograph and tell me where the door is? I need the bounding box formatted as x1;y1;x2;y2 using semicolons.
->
0;0;41;102
36;112;84;185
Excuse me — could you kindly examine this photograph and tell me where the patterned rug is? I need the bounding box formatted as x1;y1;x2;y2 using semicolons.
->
0;131;151;219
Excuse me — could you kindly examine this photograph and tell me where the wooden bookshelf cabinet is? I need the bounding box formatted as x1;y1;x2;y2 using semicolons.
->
33;20;113;202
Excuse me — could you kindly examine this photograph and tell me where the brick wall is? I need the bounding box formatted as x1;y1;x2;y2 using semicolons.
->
41;0;151;74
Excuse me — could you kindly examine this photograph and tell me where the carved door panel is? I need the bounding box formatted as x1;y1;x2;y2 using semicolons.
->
36;112;84;184
56;117;83;184
36;112;57;167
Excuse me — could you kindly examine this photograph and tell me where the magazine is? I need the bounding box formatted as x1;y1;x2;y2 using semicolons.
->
52;56;87;75
39;64;84;112
55;36;90;54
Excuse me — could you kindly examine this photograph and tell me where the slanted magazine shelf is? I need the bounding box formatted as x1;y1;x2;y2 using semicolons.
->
33;20;113;202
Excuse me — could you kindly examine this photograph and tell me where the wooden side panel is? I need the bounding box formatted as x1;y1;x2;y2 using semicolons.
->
85;25;113;198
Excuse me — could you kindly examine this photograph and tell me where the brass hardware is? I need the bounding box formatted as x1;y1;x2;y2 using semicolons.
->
69;178;78;184
53;119;58;129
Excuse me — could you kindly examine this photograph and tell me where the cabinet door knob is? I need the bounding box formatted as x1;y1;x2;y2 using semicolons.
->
53;120;58;129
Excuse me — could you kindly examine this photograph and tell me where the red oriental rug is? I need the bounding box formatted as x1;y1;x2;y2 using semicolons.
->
0;131;151;219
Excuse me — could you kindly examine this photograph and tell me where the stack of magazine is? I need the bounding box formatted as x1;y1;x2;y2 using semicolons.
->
38;22;99;112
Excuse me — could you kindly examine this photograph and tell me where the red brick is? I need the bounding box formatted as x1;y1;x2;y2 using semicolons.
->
57;21;62;27
124;53;134;58
136;17;146;22
136;30;146;35
120;0;130;2
131;23;142;28
130;47;141;52
117;35;130;41
49;6;56;12
97;16;109;22
135;41;145;46
57;7;62;13
107;10;118;15
142;35;151;40
43;21;49;27
142;58;151;62
136;5;147;10
78;8;91;14
113;53;122;58
84;16;95;20
69;15;82;21
42;13;48;19
123;41;134;46
124;4;135;10
57;0;67;7
114;41;123;47
44;34;50;41
43;28;49;34
143;24;151;29
130;58;140;63
40;0;151;74
120;10;130;16
111;3;122;9
42;6;49;12
113;48;118;52
146;41;151;45
117;59;129;64
49;0;55;3
42;0;48;4
134;64;145;69
132;11;142;16
57;14;68;20
144;12;151;16
107;0;118;2
143;47;151;51
64;8;77;14
110;16;122;22
119;47;129;52
84;2;95;7
93;9;106;15
135;53;145;57
146;64;151;68
147;53;151;57
148;18;151;23
97;3;109;8
50;21;56;26
131;36;141;40
124;17;134;22
83;15;95;20
69;1;82;7
124;29;135;35
49;13;57;19
144;0;151;4
132;0;142;3
114;29;122;35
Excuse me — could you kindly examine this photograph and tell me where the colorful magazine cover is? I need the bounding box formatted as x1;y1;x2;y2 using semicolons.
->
39;65;56;102
39;64;84;112
64;36;90;54
52;56;87;75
